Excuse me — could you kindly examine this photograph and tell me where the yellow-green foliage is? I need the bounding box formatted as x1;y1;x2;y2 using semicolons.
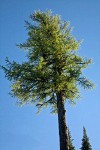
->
2;11;94;113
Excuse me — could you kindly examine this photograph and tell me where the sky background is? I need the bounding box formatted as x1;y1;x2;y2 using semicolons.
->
0;0;100;150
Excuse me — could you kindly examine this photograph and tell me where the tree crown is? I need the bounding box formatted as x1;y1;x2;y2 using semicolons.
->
2;10;94;113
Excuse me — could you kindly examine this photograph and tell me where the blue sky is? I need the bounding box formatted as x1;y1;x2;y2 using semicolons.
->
0;0;100;150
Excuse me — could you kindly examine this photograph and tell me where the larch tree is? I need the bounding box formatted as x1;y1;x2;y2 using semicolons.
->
1;11;94;150
80;127;92;150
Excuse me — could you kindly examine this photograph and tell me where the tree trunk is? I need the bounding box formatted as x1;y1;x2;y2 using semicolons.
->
57;91;69;150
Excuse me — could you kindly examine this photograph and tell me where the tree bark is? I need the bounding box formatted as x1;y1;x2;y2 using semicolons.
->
57;91;69;150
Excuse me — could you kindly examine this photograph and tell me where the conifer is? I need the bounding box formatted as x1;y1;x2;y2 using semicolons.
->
1;11;94;150
68;128;75;150
80;127;92;150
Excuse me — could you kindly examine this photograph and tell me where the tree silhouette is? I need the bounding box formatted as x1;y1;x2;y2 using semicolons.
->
80;127;92;150
68;128;75;150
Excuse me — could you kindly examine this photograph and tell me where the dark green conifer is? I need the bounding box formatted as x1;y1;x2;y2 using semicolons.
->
80;127;92;150
68;128;75;150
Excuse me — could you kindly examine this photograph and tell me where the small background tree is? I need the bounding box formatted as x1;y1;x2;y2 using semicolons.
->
68;127;75;150
80;127;92;150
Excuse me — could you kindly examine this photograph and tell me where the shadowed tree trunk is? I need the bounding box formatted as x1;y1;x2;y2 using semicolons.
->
57;92;69;150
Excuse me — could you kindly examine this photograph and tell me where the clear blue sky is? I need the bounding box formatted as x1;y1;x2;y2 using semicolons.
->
0;0;100;150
